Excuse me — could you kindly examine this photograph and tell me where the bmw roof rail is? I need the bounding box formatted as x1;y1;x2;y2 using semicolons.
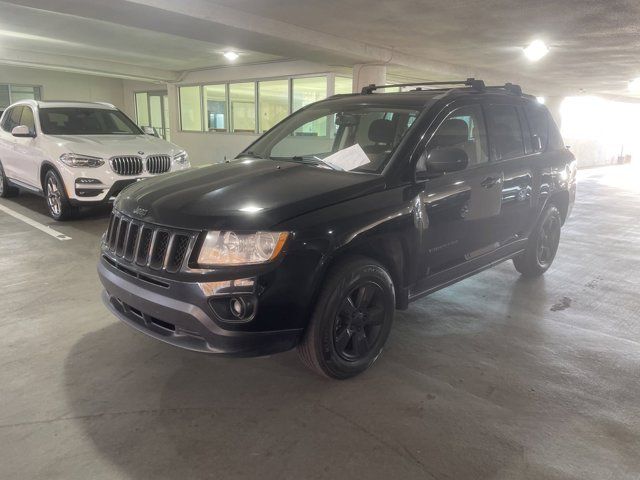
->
361;78;486;94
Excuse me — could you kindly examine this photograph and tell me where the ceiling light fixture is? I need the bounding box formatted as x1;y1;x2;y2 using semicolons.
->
628;78;640;93
524;40;549;62
536;96;546;104
223;51;239;61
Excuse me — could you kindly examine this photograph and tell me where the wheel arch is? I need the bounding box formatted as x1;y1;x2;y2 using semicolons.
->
548;189;570;224
320;233;411;310
40;161;60;190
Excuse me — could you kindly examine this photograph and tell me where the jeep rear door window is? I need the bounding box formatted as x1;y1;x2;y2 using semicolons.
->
39;108;142;135
486;104;525;160
246;105;419;173
429;105;488;166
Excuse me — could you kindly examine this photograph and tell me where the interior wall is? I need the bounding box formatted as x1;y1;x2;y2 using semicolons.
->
0;66;126;109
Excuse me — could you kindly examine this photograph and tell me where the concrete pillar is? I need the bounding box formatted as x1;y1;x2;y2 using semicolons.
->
352;64;387;93
544;96;564;129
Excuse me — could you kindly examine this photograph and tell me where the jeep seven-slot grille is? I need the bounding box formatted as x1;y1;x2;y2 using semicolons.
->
104;211;196;273
146;154;171;174
110;156;143;176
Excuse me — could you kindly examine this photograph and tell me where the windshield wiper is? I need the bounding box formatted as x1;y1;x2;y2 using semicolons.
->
290;155;342;171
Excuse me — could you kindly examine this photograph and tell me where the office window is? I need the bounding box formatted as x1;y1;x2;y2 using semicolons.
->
135;92;149;127
334;77;353;95
229;82;256;133
204;84;227;132
292;77;328;136
0;84;41;108
0;85;9;109
486;104;525;160
259;80;289;132
179;86;203;131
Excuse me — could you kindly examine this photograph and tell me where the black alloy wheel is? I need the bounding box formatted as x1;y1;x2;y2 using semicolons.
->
298;256;395;379
333;282;386;361
513;204;562;277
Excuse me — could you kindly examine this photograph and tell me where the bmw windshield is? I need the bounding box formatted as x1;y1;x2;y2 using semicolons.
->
39;107;142;135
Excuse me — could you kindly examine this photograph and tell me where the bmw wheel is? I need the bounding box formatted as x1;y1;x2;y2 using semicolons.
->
44;170;77;220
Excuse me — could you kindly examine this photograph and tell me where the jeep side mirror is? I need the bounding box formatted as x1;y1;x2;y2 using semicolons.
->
141;126;158;137
416;147;468;180
11;125;35;138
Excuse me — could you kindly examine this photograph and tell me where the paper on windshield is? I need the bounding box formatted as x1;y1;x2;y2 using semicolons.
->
322;144;371;171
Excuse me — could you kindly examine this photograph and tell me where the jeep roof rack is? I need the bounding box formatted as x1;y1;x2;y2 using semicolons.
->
360;79;525;97
361;78;486;94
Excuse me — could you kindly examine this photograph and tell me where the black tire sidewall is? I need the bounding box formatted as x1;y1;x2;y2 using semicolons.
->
534;205;561;270
312;260;395;378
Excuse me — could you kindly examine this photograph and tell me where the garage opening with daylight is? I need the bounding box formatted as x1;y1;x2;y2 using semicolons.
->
1;1;639;479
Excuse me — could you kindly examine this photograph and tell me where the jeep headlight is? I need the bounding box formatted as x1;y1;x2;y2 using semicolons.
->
60;153;104;168
197;231;289;266
173;150;190;166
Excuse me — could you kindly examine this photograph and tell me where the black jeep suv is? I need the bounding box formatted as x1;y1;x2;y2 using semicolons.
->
98;79;576;379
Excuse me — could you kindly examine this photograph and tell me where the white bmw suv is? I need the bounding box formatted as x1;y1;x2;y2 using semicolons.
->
0;100;190;220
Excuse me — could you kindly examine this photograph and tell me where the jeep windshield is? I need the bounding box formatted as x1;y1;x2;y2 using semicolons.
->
39;107;142;135
239;103;420;173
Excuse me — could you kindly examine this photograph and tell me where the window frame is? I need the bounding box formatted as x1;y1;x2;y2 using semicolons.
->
0;84;42;109
176;74;346;135
178;85;204;132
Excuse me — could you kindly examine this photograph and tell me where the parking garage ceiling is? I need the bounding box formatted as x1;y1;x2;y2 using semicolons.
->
2;0;640;98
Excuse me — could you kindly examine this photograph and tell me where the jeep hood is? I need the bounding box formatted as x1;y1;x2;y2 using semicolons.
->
47;134;181;157
115;159;385;230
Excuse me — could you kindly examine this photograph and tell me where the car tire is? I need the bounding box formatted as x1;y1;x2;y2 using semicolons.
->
513;204;562;277
0;162;19;198
44;170;77;221
297;255;396;379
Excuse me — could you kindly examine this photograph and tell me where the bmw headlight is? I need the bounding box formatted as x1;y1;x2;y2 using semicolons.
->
60;153;104;168
197;231;289;267
173;150;190;166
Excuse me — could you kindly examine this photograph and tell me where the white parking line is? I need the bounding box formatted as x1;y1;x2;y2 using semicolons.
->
0;204;72;241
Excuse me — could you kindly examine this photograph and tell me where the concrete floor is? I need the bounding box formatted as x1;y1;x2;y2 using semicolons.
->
1;165;639;480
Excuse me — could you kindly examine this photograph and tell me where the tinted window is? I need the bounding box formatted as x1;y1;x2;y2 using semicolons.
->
38;108;141;135
524;103;549;152
427;105;489;166
2;107;23;132
486;104;525;160
20;107;35;134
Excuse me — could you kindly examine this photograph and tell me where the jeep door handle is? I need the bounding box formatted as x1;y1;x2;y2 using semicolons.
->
481;176;501;188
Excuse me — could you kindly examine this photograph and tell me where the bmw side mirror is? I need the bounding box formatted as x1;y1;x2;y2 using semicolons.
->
141;126;158;137
11;125;35;138
416;147;468;180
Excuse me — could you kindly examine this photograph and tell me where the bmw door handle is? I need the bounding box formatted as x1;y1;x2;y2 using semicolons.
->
481;176;501;188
